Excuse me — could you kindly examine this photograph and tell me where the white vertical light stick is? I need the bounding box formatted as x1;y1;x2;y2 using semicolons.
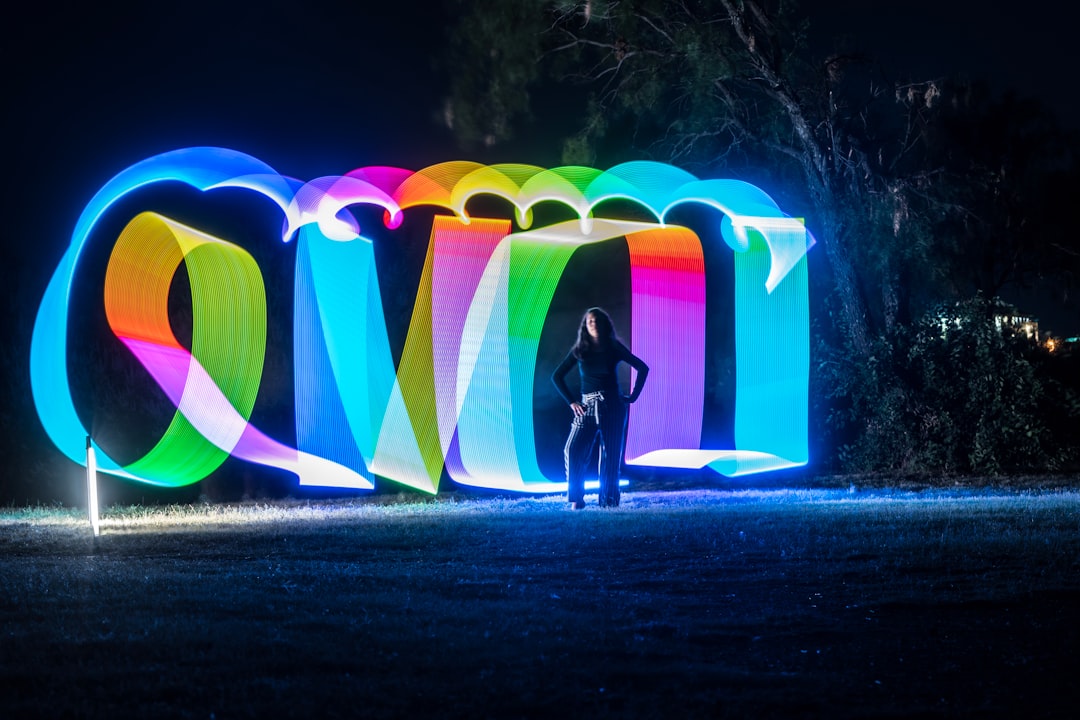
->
86;436;100;537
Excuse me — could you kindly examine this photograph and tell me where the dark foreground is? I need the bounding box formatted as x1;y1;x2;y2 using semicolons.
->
1;487;1078;719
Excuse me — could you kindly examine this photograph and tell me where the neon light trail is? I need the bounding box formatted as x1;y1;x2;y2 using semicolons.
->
30;147;814;494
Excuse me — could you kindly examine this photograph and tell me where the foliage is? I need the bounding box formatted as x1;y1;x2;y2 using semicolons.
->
444;2;549;151
820;296;1080;475
916;83;1080;303
443;0;953;357
444;1;1080;478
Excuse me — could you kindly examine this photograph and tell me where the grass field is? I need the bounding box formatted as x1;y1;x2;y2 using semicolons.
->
2;485;1078;718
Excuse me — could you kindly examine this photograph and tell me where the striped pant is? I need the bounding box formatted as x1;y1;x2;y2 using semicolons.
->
564;391;626;507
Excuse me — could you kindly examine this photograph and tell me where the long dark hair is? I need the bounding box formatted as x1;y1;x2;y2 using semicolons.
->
572;307;617;358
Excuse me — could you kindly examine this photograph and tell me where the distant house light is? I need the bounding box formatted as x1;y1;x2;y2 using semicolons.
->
937;298;1040;343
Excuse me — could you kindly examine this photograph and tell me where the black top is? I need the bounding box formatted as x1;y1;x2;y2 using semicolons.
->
551;340;649;406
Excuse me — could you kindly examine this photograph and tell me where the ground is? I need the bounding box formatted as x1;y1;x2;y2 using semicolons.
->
1;485;1078;718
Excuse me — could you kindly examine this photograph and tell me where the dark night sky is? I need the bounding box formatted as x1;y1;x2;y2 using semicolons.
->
4;0;1078;335
809;1;1080;127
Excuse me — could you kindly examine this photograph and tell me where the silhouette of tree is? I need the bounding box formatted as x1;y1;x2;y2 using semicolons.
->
443;0;955;360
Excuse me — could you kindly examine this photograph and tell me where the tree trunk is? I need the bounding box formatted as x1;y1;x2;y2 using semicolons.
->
815;205;873;358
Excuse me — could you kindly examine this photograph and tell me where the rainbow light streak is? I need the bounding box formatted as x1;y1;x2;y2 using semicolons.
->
30;147;813;493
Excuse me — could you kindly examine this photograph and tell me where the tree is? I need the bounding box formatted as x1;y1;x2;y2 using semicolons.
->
918;83;1080;306
444;0;944;359
819;295;1074;475
443;0;1080;475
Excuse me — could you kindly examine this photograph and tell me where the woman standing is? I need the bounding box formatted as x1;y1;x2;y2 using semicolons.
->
551;308;649;509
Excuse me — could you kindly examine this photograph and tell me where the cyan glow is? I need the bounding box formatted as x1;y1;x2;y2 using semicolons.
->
30;148;303;481
30;148;812;493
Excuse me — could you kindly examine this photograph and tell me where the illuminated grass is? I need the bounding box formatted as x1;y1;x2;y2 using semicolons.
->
1;487;1078;718
4;486;1080;536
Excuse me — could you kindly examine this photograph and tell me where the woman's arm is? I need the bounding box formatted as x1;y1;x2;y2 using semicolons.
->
618;342;649;402
551;352;578;406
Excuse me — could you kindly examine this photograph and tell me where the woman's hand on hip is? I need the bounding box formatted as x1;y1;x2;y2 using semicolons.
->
570;402;586;417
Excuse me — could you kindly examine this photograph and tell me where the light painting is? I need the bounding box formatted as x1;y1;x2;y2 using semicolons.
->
30;147;813;494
